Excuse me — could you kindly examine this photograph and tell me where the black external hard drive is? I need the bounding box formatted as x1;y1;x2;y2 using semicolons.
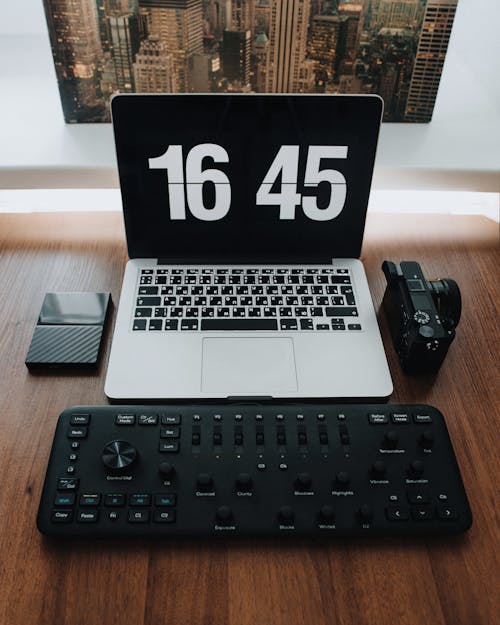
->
25;292;111;370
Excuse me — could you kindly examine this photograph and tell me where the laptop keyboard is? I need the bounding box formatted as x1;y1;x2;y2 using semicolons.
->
133;267;360;332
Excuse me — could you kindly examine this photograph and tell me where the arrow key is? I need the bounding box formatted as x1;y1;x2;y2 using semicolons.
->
406;487;430;504
411;505;433;521
437;505;458;521
386;506;410;521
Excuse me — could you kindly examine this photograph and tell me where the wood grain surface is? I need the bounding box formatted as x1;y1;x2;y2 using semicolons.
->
0;211;498;625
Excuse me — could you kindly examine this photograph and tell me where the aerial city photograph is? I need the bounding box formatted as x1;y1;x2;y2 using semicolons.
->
42;0;458;123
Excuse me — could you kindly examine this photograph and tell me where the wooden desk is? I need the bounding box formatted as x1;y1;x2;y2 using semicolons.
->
0;212;498;625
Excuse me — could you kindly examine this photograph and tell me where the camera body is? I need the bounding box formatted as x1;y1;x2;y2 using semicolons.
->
382;261;461;374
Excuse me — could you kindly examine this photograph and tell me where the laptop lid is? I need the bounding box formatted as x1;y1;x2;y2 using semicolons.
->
111;94;382;263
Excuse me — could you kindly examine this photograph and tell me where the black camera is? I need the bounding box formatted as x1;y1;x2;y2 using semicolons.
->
382;261;462;374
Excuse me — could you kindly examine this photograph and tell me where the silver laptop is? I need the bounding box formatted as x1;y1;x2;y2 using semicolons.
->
105;94;392;401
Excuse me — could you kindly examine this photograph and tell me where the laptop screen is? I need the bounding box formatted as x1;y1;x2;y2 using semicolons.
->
112;94;382;262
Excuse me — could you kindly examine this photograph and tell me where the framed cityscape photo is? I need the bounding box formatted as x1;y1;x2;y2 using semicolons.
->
43;0;458;123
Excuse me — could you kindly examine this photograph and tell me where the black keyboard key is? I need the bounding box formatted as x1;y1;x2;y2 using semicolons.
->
179;296;192;306
348;324;362;330
248;308;261;317
217;307;230;317
170;307;183;317
331;296;344;305
164;297;176;306
330;276;351;284
325;307;358;317
154;307;168;317
201;319;278;331
232;307;246;317
149;319;163;330
139;286;159;295
210;296;222;305
128;510;150;523
137;296;161;306
181;319;198;330
164;319;178;330
346;294;356;305
201;307;215;317
316;324;330;330
310;307;323;316
295;307;308;317
135;307;152;318
280;319;298;330
133;319;147;330
185;308;199;317
300;318;314;330
279;307;293;317
225;297;238;305
263;307;277;317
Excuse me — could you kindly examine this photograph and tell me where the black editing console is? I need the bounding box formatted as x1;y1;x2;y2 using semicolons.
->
37;404;472;537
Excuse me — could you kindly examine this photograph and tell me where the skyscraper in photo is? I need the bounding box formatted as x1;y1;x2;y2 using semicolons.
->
405;0;457;122
133;36;176;91
139;0;203;90
109;13;140;91
265;0;314;93
43;0;105;120
222;30;252;85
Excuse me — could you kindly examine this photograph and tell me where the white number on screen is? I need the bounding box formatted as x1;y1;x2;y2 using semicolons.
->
256;145;348;220
149;144;231;221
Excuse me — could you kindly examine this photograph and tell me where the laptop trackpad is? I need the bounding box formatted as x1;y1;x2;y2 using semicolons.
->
201;337;298;395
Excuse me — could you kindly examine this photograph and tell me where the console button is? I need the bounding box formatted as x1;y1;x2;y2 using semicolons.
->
115;414;135;425
128;510;150;523
413;413;433;424
385;506;409;521
368;413;388;424
105;493;126;507
155;493;176;507
51;510;73;523
160;427;180;438
70;414;90;426
161;414;181;425
77;510;99;523
159;441;179;453
57;478;79;491
129;494;151;506
437;506;458;521
391;413;410;424
406;487;430;504
411;505;433;521
154;510;176;523
54;494;75;507
138;414;158;425
67;427;87;439
79;493;101;506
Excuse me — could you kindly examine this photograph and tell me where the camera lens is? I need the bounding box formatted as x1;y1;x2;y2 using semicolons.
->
427;279;462;330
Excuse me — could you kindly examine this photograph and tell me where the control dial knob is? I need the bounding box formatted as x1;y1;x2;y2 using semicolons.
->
413;310;431;325
216;506;233;524
102;440;137;471
197;473;214;491
295;472;312;491
278;506;294;523
236;473;253;491
159;462;175;478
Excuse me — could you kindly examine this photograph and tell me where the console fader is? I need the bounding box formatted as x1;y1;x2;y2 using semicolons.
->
37;404;472;537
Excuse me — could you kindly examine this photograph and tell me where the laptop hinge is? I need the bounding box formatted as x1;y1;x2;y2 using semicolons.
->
156;256;334;265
